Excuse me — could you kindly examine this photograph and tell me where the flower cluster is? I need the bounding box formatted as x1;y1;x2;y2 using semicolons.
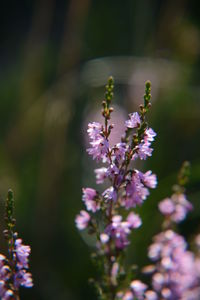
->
0;190;33;299
76;78;157;299
158;193;193;223
144;162;200;299
13;239;33;289
102;213;142;250
116;280;157;300
76;78;200;300
147;230;200;299
0;254;12;299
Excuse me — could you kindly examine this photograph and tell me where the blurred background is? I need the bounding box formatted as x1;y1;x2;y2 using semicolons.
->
0;0;200;299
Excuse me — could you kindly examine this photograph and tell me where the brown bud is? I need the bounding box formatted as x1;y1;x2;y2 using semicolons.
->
147;102;152;108
109;107;114;113
102;100;106;107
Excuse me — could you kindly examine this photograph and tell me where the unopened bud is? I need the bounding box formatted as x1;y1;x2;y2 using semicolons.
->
108;76;114;85
145;80;151;89
109;107;114;113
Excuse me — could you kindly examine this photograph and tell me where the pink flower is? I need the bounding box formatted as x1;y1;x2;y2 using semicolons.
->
82;188;100;212
100;233;109;244
102;186;117;202
137;142;153;160
159;193;193;223
141;171;157;189
123;172;149;209
158;198;175;215
87;137;109;163
112;143;127;162
14;270;33;288
87;122;110;163
13;238;33;289
144;128;156;143
107;164;120;179
125;112;141;128
130;280;147;299
15;239;31;269
148;230;200;299
94;167;108;184
145;290;158;300
123;291;134;300
75;211;90;230
87;122;102;139
126;212;142;229
104;213;142;250
105;215;131;249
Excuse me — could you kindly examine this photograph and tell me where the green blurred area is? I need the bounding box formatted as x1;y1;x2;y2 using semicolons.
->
0;1;200;299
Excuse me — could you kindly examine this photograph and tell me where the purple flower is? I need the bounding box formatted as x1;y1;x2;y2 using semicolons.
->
100;233;109;244
140;170;157;189
87;122;110;163
112;215;123;223
94;167;108;184
105;214;141;250
125;112;141;129
152;273;165;292
159;193;193;223
14;270;33;288
133;127;156;161
148;230;200;299
0;254;6;270
15;239;31;269
0;256;11;297
0;266;11;282
126;212;142;229
75;210;90;230
144;290;158;300
82;188;96;201
87;137;109;163
158;198;175;215
105;215;131;249
87;122;102;139
0;281;6;298
130;280;147;300
172;193;193;215
144;128;156;143
0;237;33;296
2;289;14;299
123;172;149;208
137;141;153;160
82;188;100;212
122;291;134;300
112;143;127;162
148;230;186;261
107;164;120;179
13;238;33;289
0;283;6;299
102;186;117;202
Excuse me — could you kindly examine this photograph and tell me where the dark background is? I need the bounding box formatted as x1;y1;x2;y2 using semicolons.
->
0;1;200;299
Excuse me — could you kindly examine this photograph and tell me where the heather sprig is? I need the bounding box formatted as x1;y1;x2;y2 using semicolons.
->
76;77;157;300
144;162;200;299
0;190;33;299
159;161;193;228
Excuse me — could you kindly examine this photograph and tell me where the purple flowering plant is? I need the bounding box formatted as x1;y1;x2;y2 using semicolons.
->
76;77;200;300
76;77;158;299
0;190;33;299
142;162;200;300
0;78;198;300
